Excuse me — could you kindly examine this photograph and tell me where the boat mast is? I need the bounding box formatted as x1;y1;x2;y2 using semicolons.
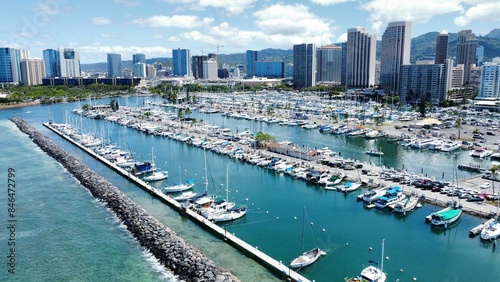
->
300;206;306;253
380;238;385;272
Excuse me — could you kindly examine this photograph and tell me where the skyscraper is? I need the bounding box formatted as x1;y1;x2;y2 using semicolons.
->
192;55;207;79
0;47;27;84
21;58;46;85
400;61;447;104
133;63;146;78
43;49;60;77
172;48;191;77
316;45;342;84
457;30;478;85
346;28;376;89
434;30;449;64
293;43;316;89
478;61;500;99
246;50;258;78
132;53;146;64
380;21;412;94
107;53;122;77
58;48;80;77
203;58;218;80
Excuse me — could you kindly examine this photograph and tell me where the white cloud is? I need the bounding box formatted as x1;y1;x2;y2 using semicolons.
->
336;32;348;42
180;31;218;45
310;0;355;5
169;36;181;42
454;2;500;26
100;33;118;38
132;15;208;29
92;17;112;25
361;0;464;33
152;34;163;39
79;44;170;60
160;0;256;16
253;4;334;47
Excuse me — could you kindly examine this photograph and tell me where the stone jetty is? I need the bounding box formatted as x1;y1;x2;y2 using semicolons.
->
10;117;239;282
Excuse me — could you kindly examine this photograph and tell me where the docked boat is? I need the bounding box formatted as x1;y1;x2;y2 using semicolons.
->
480;220;500;241
163;179;195;193
143;170;169;182
346;239;386;282
365;130;385;139
338;181;362;193
360;188;388;203
393;194;420;214
470;147;493;158
440;141;461;152
365;149;384;156
172;191;198;201
430;204;462;228
132;161;155;176
373;186;405;209
212;205;247;222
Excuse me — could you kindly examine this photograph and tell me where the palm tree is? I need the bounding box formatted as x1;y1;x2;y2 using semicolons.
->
490;165;498;201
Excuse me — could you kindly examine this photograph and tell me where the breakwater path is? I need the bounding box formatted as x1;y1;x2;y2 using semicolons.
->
10;117;239;282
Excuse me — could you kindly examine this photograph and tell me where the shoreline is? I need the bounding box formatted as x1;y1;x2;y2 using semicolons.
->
0;101;40;110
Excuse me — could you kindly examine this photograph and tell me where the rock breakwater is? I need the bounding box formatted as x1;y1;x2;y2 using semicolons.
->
11;117;238;282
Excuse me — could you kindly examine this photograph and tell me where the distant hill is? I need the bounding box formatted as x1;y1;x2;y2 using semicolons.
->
81;29;500;72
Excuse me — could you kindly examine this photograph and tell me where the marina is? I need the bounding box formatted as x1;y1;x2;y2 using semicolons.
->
3;94;500;281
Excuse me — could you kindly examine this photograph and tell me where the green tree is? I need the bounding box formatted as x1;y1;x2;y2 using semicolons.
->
255;132;276;148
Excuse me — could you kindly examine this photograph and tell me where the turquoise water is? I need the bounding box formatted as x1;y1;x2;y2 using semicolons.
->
2;98;500;281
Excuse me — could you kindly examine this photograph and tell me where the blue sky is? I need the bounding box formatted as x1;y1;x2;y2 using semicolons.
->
1;0;499;63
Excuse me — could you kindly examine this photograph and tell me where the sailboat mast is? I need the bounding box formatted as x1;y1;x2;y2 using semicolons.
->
301;207;306;253
380;238;385;272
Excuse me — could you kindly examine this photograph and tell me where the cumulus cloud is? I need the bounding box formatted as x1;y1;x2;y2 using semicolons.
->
132;15;208;29
169;36;181;42
454;2;500;26
79;44;170;61
113;0;139;7
252;3;334;47
152;34;163;39
361;0;463;33
310;0;355;5
92;17;112;25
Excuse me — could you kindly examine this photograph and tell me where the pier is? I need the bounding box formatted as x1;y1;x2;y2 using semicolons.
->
42;121;309;282
469;218;496;237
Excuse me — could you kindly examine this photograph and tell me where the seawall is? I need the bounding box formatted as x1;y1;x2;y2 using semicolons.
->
10;117;239;282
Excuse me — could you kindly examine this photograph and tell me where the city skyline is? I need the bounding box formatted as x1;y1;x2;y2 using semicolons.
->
1;0;498;64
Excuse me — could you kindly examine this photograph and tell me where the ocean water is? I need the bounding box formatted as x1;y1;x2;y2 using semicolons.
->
0;120;176;282
2;98;500;282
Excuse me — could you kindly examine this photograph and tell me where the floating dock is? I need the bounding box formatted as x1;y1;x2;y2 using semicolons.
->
469;218;496;237
43;122;310;282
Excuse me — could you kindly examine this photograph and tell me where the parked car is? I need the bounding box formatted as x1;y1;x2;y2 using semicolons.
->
480;183;492;189
467;195;485;202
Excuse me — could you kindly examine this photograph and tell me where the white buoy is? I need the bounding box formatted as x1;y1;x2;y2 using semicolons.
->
294;216;297;220
400;269;404;272
266;211;269;213
276;217;279;219
236;190;238;192
386;256;389;260
322;228;326;232
413;278;417;281
369;247;372;251
346;243;349;246
245;198;249;201
310;222;314;225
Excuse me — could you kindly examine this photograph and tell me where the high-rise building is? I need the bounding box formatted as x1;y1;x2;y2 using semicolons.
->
435;30;449;64
172;48;191;77
346;28;376;89
132;53;146;64
316;45;342;84
192;55;207;79
476;45;484;66
43;49;60;78
21;58;46;85
451;64;465;89
133;62;146;78
380;21;412;94
58;48;80;77
456;30;478;85
246;50;258;78
478;61;500;99
293;43;316;89
399;61;447;104
0;47;28;84
203;58;218;80
107;53;122;77
146;64;156;79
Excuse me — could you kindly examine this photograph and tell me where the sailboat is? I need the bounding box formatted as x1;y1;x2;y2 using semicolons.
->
143;147;168;182
480;193;500;241
290;206;324;269
347;239;387;282
430;181;462;228
163;165;195;193
211;165;247;223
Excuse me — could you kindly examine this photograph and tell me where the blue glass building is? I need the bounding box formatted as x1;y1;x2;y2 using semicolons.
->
107;53;122;77
43;49;60;78
246;50;258;78
172;48;191;77
132;53;146;64
0;47;22;84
